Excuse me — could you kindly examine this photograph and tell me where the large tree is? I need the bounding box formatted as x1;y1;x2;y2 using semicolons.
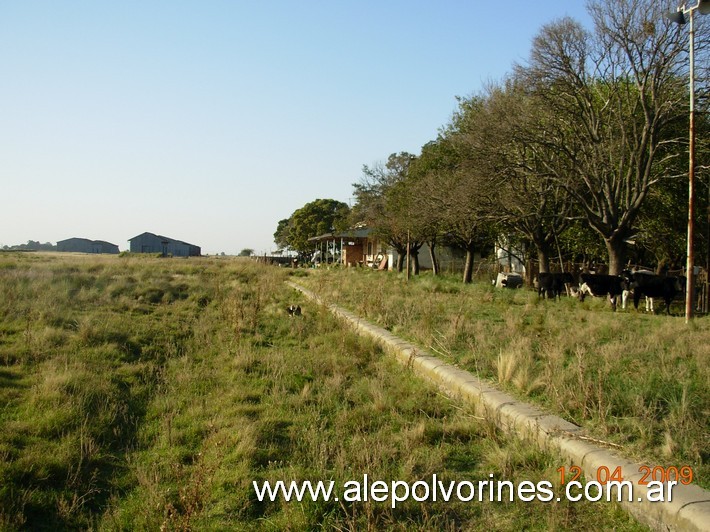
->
437;167;497;283
274;199;350;256
517;1;691;274
273;218;291;251
407;137;464;276
420;97;498;283
351;152;422;273
458;80;578;274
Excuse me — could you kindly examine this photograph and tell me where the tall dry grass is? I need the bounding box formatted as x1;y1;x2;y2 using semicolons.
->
296;267;709;491
0;253;646;529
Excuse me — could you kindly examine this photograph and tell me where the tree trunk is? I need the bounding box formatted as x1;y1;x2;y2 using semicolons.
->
409;242;423;276
525;258;535;286
388;243;406;272
605;237;627;276
396;252;405;273
462;246;475;283
428;240;440;276
411;251;420;276
537;248;551;274
656;257;670;275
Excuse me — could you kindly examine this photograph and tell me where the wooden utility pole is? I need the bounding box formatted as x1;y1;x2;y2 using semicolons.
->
406;230;410;282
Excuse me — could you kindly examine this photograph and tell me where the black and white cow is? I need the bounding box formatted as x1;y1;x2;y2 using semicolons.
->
537;272;575;300
621;271;684;315
286;304;302;317
577;273;627;311
495;272;524;289
621;270;656;312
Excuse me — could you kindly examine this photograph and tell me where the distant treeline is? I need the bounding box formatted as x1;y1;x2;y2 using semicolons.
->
2;240;56;251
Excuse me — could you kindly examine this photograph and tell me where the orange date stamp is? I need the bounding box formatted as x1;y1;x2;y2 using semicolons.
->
557;465;694;486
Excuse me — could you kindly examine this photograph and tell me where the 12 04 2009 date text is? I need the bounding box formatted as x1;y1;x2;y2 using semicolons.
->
557;465;694;486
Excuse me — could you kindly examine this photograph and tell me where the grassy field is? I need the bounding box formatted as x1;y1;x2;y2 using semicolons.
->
0;253;660;530
297;266;710;493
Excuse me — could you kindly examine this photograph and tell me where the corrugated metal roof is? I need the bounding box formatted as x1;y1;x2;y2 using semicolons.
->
307;228;372;242
128;232;199;248
57;237;118;247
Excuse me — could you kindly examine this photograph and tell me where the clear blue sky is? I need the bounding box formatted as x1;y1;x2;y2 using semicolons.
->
0;1;593;255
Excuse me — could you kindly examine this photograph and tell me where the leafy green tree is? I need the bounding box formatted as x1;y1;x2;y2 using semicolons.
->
460;80;578;274
273;218;291;251
238;248;254;257
408;138;463;275
386;177;427;275
351;153;421;273
410;98;497;283
439;169;498;283
277;199;350;256
557;219;607;268
631;93;710;271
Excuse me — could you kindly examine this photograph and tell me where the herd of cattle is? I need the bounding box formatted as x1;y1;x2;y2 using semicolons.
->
534;270;686;314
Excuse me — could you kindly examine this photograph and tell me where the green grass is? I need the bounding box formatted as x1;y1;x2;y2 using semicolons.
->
0;253;648;529
296;267;710;492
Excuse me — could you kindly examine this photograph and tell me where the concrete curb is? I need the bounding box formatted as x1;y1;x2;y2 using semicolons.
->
288;281;710;532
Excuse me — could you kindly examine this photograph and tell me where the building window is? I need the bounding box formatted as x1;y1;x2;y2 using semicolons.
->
367;242;373;255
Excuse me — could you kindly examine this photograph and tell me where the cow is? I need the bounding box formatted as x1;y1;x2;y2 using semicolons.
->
621;270;656;312
622;291;655;312
495;272;524;289
620;271;684;315
286;304;302;317
577;273;627;311
537;272;575;300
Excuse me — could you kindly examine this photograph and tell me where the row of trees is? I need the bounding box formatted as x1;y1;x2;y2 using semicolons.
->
276;0;710;282
2;241;56;252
